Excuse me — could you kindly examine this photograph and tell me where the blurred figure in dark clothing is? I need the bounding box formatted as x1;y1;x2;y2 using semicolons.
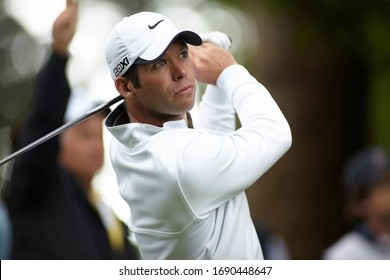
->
323;146;390;259
3;0;138;259
255;222;290;260
0;201;11;259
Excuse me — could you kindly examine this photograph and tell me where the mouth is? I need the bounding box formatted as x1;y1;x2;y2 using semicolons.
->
175;85;194;95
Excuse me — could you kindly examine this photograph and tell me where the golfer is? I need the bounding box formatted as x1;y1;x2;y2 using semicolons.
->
104;11;292;259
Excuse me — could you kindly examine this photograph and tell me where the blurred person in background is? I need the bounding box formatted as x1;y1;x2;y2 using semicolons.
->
1;128;12;259
323;146;390;259
0;201;11;259
2;0;138;259
255;222;290;259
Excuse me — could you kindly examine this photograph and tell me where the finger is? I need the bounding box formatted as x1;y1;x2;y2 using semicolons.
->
65;0;79;18
66;0;79;8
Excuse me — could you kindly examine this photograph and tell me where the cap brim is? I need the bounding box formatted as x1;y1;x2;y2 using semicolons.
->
134;31;202;65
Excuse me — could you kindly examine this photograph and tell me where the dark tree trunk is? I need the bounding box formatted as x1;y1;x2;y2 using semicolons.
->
241;1;368;259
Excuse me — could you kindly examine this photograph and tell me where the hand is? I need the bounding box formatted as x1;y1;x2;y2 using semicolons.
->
189;43;237;85
51;0;79;55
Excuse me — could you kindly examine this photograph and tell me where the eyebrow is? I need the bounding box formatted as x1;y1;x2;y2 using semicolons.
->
158;40;188;61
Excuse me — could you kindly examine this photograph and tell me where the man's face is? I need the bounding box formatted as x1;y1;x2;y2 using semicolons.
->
59;114;105;186
132;39;196;120
365;181;390;238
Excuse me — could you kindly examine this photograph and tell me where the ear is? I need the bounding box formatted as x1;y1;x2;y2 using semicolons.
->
114;77;135;99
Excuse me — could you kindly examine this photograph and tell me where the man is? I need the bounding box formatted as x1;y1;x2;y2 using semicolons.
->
323;146;390;259
4;0;138;259
0;201;11;259
104;11;292;259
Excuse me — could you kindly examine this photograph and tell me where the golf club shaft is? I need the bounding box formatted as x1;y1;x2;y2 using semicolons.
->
0;95;123;166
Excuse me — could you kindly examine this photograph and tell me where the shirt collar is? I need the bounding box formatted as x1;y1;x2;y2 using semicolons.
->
105;101;188;147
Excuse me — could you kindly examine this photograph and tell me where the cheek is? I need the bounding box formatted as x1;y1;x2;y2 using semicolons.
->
137;83;170;108
69;138;100;160
66;145;88;167
73;143;104;174
83;139;104;157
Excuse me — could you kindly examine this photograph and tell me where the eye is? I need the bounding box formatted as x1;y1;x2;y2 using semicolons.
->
179;49;189;59
154;59;167;69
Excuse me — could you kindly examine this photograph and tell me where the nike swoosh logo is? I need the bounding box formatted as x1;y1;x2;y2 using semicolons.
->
148;19;165;29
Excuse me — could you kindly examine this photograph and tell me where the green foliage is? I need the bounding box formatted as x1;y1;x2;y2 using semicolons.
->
263;1;389;54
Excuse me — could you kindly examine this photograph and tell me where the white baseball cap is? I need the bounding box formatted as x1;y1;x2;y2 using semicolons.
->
105;11;202;79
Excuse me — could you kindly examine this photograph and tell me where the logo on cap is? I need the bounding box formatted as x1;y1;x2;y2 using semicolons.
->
113;57;130;77
148;19;164;29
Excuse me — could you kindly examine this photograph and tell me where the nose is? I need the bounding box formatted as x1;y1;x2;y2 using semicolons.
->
172;61;187;81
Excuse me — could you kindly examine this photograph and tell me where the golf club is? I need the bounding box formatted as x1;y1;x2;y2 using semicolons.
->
0;95;123;166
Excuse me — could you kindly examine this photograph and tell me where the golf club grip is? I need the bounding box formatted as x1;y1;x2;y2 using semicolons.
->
0;95;123;166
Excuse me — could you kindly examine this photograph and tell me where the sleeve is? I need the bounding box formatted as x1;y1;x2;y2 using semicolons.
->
194;84;236;134
177;65;292;217
7;52;71;208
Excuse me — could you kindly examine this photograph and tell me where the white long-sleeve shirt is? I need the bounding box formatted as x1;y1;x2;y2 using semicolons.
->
105;65;292;259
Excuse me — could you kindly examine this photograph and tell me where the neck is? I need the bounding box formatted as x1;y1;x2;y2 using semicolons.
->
127;109;188;127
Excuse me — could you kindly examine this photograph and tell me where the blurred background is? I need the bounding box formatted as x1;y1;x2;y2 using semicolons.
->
0;0;389;259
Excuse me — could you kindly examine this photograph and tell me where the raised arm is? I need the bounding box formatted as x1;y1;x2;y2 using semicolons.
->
180;44;292;216
8;0;79;205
